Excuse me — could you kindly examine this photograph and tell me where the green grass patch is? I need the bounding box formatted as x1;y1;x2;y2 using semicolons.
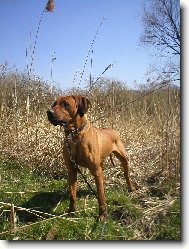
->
0;162;180;240
153;198;181;240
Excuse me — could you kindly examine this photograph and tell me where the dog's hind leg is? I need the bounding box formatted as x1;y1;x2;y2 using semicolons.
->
112;139;135;192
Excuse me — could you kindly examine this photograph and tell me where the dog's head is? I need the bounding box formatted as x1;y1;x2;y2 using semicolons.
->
47;95;91;126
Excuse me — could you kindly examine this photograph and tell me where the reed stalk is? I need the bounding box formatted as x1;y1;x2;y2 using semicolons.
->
29;0;55;77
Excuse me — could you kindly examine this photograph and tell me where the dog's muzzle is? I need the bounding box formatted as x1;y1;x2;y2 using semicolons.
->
47;110;68;126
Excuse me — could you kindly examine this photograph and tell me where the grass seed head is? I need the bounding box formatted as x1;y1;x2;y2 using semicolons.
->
46;0;55;12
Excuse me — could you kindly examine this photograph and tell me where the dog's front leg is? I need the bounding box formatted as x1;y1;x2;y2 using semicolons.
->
67;166;77;213
91;166;106;221
63;145;78;214
67;168;77;214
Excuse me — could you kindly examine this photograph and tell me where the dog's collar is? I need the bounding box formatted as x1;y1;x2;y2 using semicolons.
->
75;120;88;133
64;120;88;142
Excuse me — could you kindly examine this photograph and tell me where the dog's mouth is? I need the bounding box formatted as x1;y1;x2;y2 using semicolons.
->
47;110;68;126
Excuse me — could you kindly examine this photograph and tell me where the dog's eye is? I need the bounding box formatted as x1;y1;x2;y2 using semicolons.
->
61;101;69;109
51;101;57;108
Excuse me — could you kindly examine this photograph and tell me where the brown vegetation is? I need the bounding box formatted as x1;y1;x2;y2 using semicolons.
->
0;67;180;198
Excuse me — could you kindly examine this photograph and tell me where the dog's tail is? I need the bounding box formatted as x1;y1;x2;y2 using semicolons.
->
110;153;116;167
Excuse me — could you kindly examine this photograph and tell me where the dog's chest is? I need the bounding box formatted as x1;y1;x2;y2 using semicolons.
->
68;141;95;167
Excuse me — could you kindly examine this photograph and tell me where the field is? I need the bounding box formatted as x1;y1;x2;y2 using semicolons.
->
0;69;180;240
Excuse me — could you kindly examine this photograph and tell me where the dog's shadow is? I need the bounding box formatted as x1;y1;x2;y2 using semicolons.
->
18;188;95;223
18;190;66;223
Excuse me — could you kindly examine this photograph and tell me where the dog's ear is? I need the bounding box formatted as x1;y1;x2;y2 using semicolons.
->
73;95;91;117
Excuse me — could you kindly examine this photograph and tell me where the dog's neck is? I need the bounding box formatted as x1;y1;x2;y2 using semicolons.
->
74;114;88;130
64;114;89;134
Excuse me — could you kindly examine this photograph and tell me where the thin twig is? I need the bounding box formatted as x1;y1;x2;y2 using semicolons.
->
73;17;106;85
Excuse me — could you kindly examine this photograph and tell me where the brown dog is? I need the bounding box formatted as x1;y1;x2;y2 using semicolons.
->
47;95;135;221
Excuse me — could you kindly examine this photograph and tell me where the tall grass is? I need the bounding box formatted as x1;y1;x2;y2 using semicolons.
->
0;66;180;240
0;67;180;193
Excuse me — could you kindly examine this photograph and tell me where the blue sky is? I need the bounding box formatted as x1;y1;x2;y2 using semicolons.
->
0;0;166;90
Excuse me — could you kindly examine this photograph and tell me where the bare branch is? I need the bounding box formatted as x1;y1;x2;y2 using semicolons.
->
140;0;180;56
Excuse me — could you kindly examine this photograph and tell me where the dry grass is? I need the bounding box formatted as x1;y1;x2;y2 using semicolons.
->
0;69;180;194
0;67;180;240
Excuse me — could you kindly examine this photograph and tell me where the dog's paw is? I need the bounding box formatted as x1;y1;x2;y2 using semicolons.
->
67;207;75;216
96;212;107;222
128;185;136;192
128;181;138;192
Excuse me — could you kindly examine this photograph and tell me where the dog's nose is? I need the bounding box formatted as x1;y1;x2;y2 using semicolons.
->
47;110;59;126
47;110;54;119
